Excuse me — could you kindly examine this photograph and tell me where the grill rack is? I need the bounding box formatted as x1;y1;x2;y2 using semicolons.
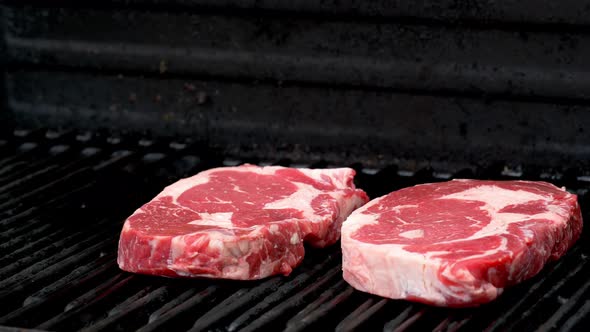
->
0;129;588;332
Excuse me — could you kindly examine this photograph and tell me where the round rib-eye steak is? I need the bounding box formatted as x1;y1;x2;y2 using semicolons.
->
118;164;368;280
341;179;583;307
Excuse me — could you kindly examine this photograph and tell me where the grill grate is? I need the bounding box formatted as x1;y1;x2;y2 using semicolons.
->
0;129;588;332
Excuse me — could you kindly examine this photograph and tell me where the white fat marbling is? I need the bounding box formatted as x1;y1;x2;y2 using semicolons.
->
399;229;425;239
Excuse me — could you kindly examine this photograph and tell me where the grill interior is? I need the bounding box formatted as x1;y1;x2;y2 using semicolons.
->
3;1;590;331
0;129;588;332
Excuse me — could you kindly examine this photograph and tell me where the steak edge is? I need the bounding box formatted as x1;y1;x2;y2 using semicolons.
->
118;164;368;280
341;179;583;307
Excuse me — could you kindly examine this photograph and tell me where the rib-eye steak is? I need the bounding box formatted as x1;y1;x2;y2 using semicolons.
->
341;179;583;307
118;164;368;279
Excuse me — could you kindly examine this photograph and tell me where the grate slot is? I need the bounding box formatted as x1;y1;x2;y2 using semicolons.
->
0;149;98;196
0;223;53;255
135;286;220;332
336;298;388;332
80;286;171;332
0;235;118;308
0;152;36;174
92;150;136;171
0;161;60;191
0;149;133;212
0;146;63;177
0;153;23;169
147;288;201;324
0;256;117;327
0;199;76;237
227;255;340;332
383;306;416;332
496;258;589;331
0;182;94;229
0;142;74;183
0;227;66;267
284;282;356;332
535;277;590;332
390;309;426;332
560;299;590;332
287;280;349;324
484;245;585;331
0;227;111;281
106;286;159;317
432;315;472;332
0;222;117;281
447;317;472;332
0;145;95;183
1;217;56;241
0;167;91;211
189;277;285;331
237;264;343;332
24;257;118;307
36;275;135;330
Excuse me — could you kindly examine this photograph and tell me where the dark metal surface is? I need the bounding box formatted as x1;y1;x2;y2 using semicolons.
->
2;3;590;169
0;129;588;332
1;2;590;330
5;0;590;25
4;4;590;99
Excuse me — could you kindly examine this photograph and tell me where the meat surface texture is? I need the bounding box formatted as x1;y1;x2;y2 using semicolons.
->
341;179;583;307
118;164;368;280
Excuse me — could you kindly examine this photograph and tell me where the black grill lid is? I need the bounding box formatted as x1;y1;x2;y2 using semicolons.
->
3;2;590;169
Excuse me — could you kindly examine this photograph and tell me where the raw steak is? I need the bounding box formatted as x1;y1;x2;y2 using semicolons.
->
118;164;368;280
341;179;582;307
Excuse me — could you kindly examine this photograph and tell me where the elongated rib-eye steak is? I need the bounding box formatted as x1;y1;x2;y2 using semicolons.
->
341;179;582;307
118;164;368;279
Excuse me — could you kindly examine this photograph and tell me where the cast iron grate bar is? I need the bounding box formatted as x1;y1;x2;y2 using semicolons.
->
432;315;472;332
0;227;67;267
560;300;590;332
1;216;59;241
284;282;356;332
335;298;388;332
147;288;202;324
383;306;417;331
484;245;586;331
189;277;285;331
535;276;590;331
0;151;102;198
0;151;133;212
80;285;172;332
237;264;344;332
0;146;40;172
0;223;54;256
63;274;133;313
0;155;62;190
135;286;220;332
36;274;137;331
0;224;117;285
0;237;118;314
494;255;590;331
0;257;118;327
0;129;588;332
390;309;427;332
0;217;116;279
227;255;342;332
0;199;82;243
0;135;78;182
25;257;118;307
0;181;95;229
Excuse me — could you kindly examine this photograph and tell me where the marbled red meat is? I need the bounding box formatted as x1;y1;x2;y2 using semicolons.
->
118;164;368;279
341;180;582;307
